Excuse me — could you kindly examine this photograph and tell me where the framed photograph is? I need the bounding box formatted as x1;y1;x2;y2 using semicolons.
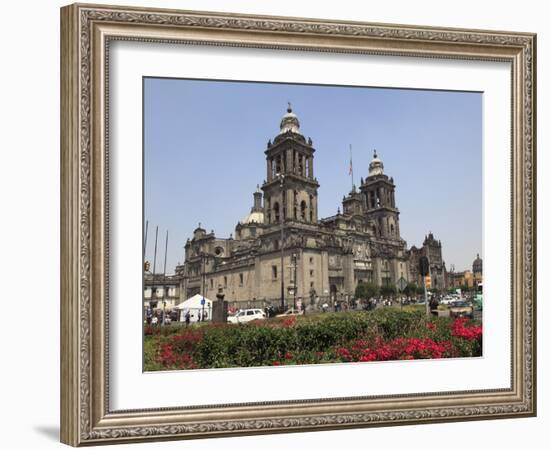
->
60;3;536;446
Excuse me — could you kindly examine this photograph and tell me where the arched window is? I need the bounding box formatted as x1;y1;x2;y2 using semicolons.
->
275;156;282;174
390;223;395;235
271;159;276;179
274;202;280;223
300;200;307;221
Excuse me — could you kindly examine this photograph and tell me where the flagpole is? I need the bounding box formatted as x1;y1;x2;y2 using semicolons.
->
349;144;354;190
162;230;168;326
152;226;159;277
143;219;148;260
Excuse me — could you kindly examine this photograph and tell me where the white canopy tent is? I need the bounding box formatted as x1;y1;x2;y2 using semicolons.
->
175;294;213;323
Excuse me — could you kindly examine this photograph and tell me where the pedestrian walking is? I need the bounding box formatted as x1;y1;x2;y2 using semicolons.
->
185;310;190;327
429;295;439;316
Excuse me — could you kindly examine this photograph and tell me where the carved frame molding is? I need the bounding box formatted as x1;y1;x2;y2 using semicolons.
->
60;3;536;446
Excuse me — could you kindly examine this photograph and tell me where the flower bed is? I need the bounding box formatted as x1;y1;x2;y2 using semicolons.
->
144;309;482;371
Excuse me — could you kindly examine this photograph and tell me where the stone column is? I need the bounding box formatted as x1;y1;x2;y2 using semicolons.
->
321;250;329;302
311;194;318;222
287;148;293;173
254;256;261;301
343;254;355;297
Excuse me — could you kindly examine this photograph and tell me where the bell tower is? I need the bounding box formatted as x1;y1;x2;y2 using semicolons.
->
262;104;319;226
360;150;400;239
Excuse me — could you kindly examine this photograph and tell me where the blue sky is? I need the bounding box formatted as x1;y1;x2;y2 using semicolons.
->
144;78;482;274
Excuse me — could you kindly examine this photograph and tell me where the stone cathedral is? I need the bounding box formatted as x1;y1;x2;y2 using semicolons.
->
176;105;446;306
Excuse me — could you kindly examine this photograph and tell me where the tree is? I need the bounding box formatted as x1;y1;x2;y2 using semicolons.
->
380;285;397;297
355;281;379;300
403;282;419;297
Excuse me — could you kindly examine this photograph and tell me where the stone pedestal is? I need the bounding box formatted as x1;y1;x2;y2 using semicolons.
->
212;288;228;323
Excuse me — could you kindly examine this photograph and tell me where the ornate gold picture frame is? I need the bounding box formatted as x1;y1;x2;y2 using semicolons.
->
60;3;536;446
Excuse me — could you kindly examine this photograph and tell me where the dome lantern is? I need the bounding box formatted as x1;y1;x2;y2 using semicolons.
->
368;149;384;176
278;102;301;134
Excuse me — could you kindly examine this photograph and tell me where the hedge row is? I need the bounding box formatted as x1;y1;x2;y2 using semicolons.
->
144;309;482;370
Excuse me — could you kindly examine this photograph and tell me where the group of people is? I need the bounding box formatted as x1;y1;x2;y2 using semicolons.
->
145;308;209;326
182;308;209;326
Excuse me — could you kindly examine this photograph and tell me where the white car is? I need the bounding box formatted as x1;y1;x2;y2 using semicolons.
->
227;308;266;324
440;297;455;305
275;308;304;317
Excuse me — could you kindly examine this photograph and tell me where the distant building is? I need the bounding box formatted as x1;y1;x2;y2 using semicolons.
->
144;273;180;310
408;233;447;290
171;106;447;307
473;253;482;274
447;254;483;290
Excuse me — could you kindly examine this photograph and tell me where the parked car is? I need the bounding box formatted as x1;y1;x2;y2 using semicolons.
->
449;301;474;319
227;308;266;324
440;296;455;305
275;308;304;318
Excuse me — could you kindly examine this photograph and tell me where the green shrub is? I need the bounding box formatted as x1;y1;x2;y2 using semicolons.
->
144;309;482;370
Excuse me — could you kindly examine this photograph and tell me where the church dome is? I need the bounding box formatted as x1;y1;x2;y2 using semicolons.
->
279;103;300;134
472;253;482;273
192;223;207;239
368;150;384;176
240;210;264;225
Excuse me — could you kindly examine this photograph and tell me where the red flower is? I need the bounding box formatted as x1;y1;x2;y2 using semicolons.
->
426;322;437;331
336;347;352;361
281;317;297;328
452;318;482;341
284;351;293;360
359;352;377;362
272;361;281;366
334;335;457;363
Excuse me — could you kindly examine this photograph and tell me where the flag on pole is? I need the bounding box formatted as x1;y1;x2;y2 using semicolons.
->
349;144;354;189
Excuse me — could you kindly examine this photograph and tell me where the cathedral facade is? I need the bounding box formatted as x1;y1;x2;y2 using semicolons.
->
176;106;445;307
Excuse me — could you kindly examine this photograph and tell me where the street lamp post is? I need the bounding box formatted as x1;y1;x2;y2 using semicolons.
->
201;253;206;321
293;253;297;310
278;173;285;311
